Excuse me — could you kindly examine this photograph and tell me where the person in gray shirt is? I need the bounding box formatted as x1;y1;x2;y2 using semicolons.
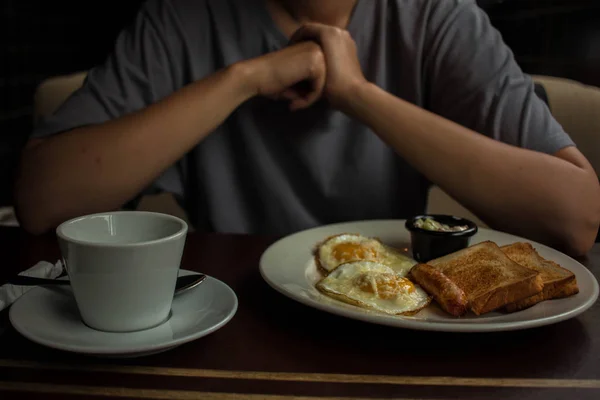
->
15;0;600;255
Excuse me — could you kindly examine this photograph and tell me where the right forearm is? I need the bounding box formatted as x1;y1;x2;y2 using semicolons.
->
16;64;256;234
16;40;327;234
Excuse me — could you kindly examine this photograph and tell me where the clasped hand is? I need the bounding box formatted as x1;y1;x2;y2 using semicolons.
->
249;23;367;113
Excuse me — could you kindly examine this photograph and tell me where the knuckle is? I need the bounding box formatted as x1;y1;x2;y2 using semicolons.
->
305;41;320;52
296;24;309;34
333;27;346;36
308;50;325;75
311;46;325;62
316;50;326;66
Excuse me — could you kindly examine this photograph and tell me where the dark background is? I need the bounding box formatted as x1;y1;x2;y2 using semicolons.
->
1;0;599;206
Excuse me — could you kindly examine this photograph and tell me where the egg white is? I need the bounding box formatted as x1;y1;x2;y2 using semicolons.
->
316;261;431;315
316;234;385;274
315;234;416;277
379;245;417;277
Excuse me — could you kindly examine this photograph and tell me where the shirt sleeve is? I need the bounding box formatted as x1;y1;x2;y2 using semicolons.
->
32;0;182;139
31;0;189;201
423;0;574;155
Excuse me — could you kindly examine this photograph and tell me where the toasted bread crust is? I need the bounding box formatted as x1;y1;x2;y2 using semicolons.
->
504;291;546;313
505;275;579;312
538;256;579;299
428;242;539;295
470;273;544;315
552;278;580;298
426;241;543;315
501;243;574;284
501;242;579;312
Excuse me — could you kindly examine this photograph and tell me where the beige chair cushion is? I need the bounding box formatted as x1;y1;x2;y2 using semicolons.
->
428;75;600;226
31;72;192;228
532;75;600;176
33;72;87;123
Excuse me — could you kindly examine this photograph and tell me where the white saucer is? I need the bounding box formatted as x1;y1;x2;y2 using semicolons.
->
9;269;238;357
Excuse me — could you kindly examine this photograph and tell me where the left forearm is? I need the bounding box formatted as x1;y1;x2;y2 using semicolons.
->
347;82;599;254
284;19;598;254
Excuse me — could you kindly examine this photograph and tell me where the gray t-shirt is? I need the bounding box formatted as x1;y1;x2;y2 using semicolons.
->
33;0;573;235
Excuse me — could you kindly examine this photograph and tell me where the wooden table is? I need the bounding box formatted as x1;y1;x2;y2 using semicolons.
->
0;227;599;399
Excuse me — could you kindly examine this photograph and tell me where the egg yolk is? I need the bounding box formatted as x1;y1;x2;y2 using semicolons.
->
355;272;415;299
332;243;378;263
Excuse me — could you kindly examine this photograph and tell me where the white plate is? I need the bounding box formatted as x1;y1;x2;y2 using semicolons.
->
259;220;599;332
9;270;237;357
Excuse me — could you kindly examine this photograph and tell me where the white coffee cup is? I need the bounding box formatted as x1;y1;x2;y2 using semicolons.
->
56;211;188;332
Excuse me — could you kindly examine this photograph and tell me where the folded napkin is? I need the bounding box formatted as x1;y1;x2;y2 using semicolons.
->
0;261;64;312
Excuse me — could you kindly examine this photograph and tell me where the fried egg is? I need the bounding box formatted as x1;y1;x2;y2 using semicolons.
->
315;234;384;274
378;244;417;277
316;261;431;315
315;234;416;276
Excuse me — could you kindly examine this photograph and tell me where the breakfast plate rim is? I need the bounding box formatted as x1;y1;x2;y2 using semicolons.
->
9;269;238;356
259;219;599;333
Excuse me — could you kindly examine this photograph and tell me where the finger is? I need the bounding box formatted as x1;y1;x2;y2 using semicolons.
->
288;82;324;111
291;92;319;111
289;49;326;111
280;88;301;101
291;93;320;111
265;89;300;102
289;97;313;112
301;64;326;108
265;93;281;101
313;59;326;95
289;23;328;45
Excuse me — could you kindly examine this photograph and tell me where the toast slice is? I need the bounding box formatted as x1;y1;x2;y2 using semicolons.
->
425;241;544;315
501;242;578;312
